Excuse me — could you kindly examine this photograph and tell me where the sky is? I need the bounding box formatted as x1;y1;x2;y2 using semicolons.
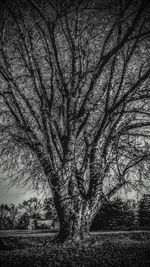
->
0;174;144;205
0;185;36;204
0;171;48;204
0;169;148;205
0;181;141;205
0;181;41;204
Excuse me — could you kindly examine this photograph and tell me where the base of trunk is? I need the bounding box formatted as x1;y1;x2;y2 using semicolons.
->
52;198;92;244
52;221;90;244
53;232;90;245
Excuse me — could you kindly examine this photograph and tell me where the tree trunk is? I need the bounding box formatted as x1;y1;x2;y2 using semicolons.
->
53;199;92;243
38;148;94;244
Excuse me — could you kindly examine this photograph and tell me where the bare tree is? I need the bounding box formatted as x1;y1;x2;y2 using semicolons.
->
0;203;18;229
0;0;150;242
18;197;43;218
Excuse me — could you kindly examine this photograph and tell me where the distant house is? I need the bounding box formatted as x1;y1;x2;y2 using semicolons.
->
38;218;60;230
28;217;60;230
28;218;37;230
54;220;60;230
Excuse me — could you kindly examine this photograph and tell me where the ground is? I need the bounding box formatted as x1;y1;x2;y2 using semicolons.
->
0;231;150;267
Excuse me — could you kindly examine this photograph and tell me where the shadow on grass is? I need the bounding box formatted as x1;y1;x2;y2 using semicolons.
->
0;232;150;267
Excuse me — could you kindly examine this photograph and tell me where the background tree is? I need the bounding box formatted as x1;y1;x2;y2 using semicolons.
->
0;0;150;242
18;197;43;219
16;211;30;229
91;197;135;230
139;194;150;228
43;197;57;220
7;203;18;229
0;203;18;229
0;204;9;230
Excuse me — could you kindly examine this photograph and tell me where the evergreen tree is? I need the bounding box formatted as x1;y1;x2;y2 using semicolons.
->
91;197;135;230
139;194;150;228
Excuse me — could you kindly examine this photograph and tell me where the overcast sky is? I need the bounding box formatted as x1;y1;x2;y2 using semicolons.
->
0;169;148;205
0;186;35;204
0;171;48;204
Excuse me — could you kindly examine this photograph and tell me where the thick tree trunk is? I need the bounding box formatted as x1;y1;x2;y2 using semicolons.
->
53;199;92;243
56;215;91;243
38;147;95;244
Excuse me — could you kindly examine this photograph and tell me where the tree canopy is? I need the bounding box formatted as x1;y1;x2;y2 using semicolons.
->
0;0;150;242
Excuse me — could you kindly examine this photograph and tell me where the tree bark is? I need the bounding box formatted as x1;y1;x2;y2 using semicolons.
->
53;196;92;243
38;144;94;244
50;184;92;243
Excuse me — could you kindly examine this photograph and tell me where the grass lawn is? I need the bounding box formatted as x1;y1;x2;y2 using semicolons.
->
0;231;150;267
